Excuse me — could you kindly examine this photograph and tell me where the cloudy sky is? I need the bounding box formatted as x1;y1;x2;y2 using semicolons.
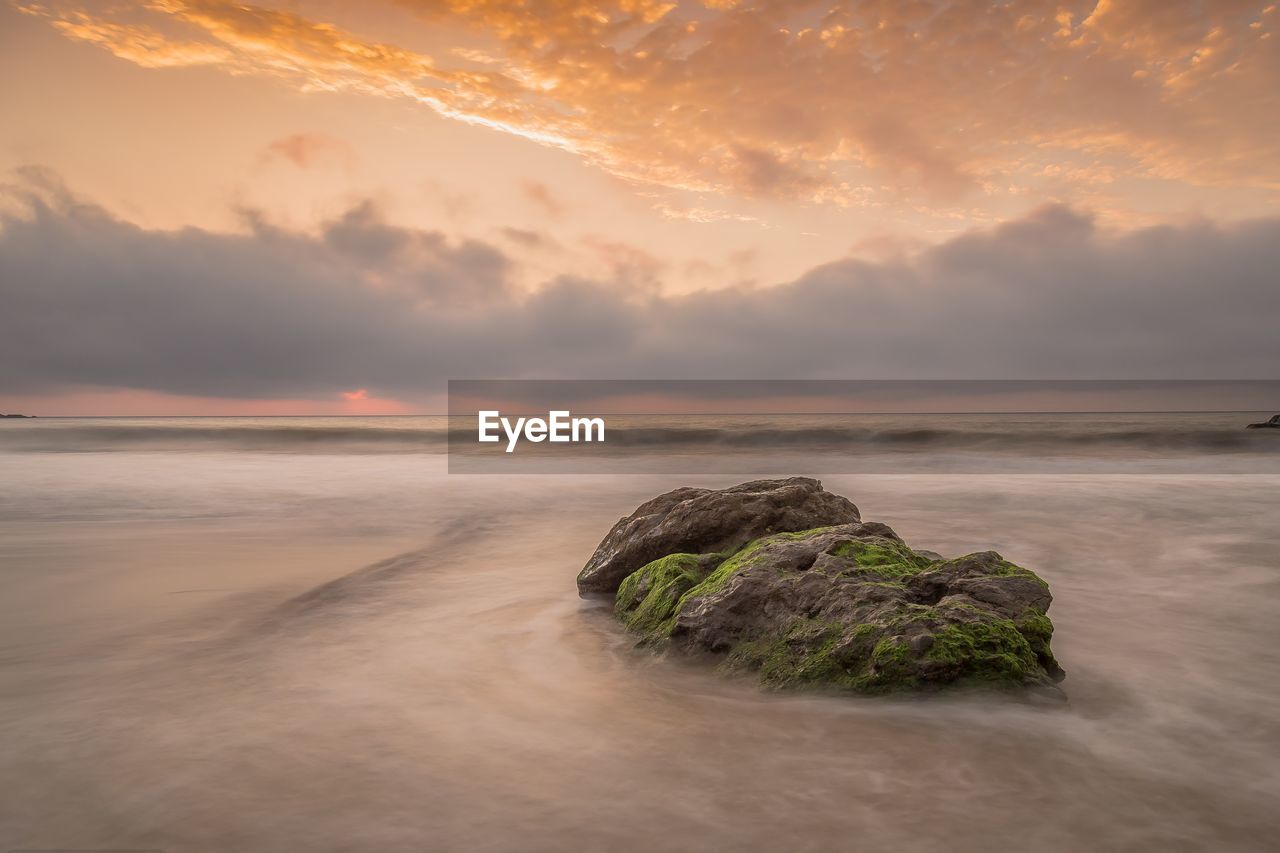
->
2;0;1278;414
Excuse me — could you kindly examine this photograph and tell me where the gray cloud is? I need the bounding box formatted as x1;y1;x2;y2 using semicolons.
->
1;173;1278;401
320;201;510;303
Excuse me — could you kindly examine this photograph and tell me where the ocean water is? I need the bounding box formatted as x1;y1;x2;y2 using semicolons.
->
1;415;1278;852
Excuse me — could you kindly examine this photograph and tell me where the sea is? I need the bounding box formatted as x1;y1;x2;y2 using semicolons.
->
1;413;1278;852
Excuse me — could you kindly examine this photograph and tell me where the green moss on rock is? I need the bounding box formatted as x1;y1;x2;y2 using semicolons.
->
607;514;1064;697
670;525;845;606
614;553;707;637
724;618;850;688
924;618;1040;682
832;538;932;578
1014;608;1063;678
677;546;756;602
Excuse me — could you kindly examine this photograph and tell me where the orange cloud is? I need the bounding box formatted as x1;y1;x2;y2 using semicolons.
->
262;133;355;169
339;388;412;414
24;0;1280;209
520;180;566;217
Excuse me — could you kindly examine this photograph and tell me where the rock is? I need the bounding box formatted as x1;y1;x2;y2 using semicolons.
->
576;477;861;595
1245;414;1280;429
594;479;1065;697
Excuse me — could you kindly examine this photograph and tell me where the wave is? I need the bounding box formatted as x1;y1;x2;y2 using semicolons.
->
0;424;450;453
2;419;1275;455
593;426;1271;452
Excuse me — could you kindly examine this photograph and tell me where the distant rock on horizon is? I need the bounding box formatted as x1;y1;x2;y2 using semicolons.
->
580;477;1065;698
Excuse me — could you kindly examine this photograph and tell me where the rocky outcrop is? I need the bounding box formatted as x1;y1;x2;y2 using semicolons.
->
588;479;1065;696
576;477;861;595
1245;414;1280;429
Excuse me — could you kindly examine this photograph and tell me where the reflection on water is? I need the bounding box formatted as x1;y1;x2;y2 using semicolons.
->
1;448;1278;852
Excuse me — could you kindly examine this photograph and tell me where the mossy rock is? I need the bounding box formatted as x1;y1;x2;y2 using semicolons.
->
601;481;1065;698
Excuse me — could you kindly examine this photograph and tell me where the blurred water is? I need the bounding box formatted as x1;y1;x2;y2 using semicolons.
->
1;419;1278;851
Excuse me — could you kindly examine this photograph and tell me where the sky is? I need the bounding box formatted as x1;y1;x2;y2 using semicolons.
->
1;0;1278;414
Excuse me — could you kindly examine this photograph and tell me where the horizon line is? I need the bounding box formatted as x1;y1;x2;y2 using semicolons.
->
4;410;1276;418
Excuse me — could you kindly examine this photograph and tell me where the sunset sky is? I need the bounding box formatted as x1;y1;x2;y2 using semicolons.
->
2;0;1278;414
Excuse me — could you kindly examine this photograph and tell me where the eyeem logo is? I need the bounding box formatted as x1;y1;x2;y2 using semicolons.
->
478;410;605;453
